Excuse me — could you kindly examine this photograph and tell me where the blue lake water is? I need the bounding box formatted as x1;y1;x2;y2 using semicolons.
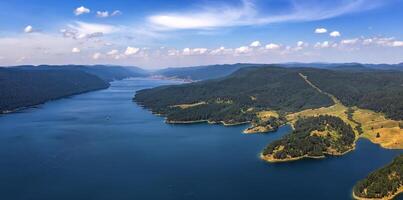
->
0;78;401;200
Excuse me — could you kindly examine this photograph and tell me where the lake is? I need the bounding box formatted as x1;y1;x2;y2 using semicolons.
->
0;78;401;200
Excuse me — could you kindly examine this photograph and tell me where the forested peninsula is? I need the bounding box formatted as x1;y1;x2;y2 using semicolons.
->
135;65;403;160
135;64;403;200
353;154;403;200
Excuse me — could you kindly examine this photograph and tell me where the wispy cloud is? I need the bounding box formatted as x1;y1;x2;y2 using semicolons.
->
147;0;386;30
67;21;119;35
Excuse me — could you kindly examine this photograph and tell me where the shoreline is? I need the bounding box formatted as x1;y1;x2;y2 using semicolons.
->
165;119;251;127
352;187;403;200
261;145;356;163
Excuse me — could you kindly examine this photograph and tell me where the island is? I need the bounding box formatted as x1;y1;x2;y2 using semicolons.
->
353;154;403;200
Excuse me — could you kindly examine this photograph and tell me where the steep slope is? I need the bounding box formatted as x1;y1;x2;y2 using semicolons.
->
0;68;109;113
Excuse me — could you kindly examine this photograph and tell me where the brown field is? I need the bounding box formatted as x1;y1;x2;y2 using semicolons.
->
286;103;360;135
256;110;279;121
352;108;403;149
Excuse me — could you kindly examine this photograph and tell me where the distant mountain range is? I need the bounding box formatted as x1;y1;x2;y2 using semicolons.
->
12;65;149;81
153;63;266;81
152;62;403;81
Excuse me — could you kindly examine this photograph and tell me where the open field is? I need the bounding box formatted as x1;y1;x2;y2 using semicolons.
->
286;103;360;134
353;108;403;149
256;110;279;121
287;73;402;150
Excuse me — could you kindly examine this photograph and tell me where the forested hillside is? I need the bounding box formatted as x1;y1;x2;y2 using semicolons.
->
135;66;334;125
0;65;146;113
353;154;402;199
301;69;403;120
136;66;403;125
262;115;356;161
0;68;109;113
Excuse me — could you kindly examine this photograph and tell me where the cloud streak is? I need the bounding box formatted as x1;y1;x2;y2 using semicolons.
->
147;0;386;30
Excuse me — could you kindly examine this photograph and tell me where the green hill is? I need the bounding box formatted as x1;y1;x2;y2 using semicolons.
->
353;154;403;199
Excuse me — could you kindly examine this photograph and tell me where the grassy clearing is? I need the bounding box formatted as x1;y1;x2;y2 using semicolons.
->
286;103;360;135
243;110;280;134
287;73;402;150
353;108;403;149
257;110;279;121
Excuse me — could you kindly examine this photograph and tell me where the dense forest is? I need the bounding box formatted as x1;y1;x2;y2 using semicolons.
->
136;66;403;125
301;68;403;120
262;115;356;160
0;65;145;113
353;154;402;199
136;66;334;125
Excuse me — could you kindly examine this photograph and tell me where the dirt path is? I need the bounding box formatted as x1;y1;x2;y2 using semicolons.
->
298;73;341;105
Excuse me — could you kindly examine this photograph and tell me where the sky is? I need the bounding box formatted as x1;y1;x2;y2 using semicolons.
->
0;0;403;69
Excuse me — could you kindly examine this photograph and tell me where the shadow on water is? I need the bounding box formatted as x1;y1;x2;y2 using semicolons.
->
0;78;401;200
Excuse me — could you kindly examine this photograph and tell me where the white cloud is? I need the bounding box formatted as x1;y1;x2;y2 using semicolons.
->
92;52;101;60
96;11;109;18
192;48;208;55
250;41;261;47
24;25;33;33
111;10;122;16
315;28;327;34
68;21;118;35
125;46;140;56
74;6;90;16
362;38;374;45
71;47;81;53
392;41;403;47
265;43;280;50
107;49;119;55
294;41;308;51
182;48;191;55
315;41;330;48
64;21;118;39
182;48;209;55
148;0;383;30
16;56;26;63
330;31;341;37
96;10;122;18
210;46;231;55
341;38;359;45
235;46;250;54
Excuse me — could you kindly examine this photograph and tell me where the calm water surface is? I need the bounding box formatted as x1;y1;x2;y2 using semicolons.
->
0;78;401;200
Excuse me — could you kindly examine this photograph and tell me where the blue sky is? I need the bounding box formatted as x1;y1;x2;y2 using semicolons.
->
0;0;403;68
